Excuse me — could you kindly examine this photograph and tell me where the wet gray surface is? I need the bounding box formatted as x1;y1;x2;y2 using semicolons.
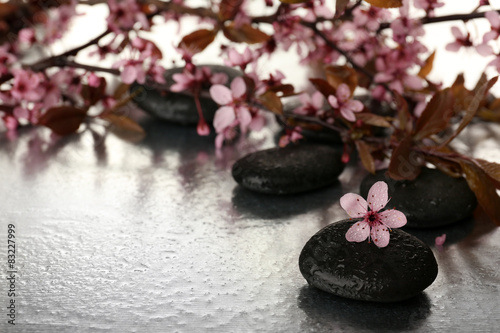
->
0;114;499;332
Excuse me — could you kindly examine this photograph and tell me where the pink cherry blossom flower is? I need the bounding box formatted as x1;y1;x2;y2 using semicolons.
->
279;126;303;147
483;10;500;42
210;77;263;148
414;0;444;17
340;181;407;248
10;69;45;102
390;1;425;44
107;0;150;33
328;84;364;122
224;47;256;70
445;26;473;52
353;6;391;32
294;91;324;116
435;234;446;246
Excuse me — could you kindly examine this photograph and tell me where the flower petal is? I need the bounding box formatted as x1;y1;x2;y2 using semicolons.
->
379;209;407;228
328;95;339;108
340;107;356;122
345;221;370;243
210;84;233;105
367;181;389;212
213;106;236;132
345;100;364;113
340;193;367;218
336;83;351;101
231;77;246;99
371;223;390;248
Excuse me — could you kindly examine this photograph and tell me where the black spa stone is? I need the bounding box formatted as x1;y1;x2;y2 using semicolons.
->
360;168;477;228
299;219;438;302
232;144;344;194
130;65;241;125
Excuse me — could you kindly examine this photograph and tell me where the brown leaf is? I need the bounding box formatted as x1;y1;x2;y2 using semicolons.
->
387;136;422;180
336;0;351;16
39;106;87;136
418;51;435;78
414;88;454;140
219;0;244;21
309;78;336;98
113;83;131;100
325;65;358;96
0;3;18;19
458;160;500;226
81;78;107;107
474;158;500;188
267;84;296;97
279;0;309;3
394;92;411;132
364;0;403;8
257;91;283;115
223;23;270;44
355;140;376;174
440;76;498;146
355;113;391;127
102;114;145;142
179;29;217;54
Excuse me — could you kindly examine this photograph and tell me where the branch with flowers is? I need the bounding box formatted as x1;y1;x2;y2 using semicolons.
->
2;0;500;225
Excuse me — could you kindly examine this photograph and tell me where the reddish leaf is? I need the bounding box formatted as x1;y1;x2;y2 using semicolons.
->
355;140;376;174
394;92;411;132
336;0;351;16
81;78;107;107
364;0;403;8
279;0;309;3
418;51;435;78
219;0;244;21
268;84;296;97
414;88;454;140
325;65;358;96
113;83;131;100
458;160;500;226
0;3;18;19
179;29;217;54
102;114;145;142
223;23;270;44
387;136;422;180
355;113;391;127
309;78;336;98
39;106;87;136
441;77;498;146
257;91;283;115
474;158;500;188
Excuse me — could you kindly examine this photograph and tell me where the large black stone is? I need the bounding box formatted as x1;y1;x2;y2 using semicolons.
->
299;219;438;302
360;168;477;228
130;65;241;125
232;144;344;194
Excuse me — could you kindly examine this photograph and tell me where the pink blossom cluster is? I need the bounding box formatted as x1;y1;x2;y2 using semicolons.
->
0;0;500;150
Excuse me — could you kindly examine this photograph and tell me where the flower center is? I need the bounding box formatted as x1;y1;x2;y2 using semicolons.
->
366;211;379;226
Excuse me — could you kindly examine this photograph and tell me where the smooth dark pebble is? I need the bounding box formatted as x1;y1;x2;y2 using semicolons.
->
299;219;438;302
232;144;344;194
360;168;477;228
130;65;241;125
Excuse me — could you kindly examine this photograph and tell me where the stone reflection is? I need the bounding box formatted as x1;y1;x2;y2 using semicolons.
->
231;183;343;219
297;286;431;331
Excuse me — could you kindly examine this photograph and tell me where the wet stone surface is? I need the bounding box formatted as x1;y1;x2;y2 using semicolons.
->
299;219;438;303
232;144;344;194
360;168;478;228
130;65;241;125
